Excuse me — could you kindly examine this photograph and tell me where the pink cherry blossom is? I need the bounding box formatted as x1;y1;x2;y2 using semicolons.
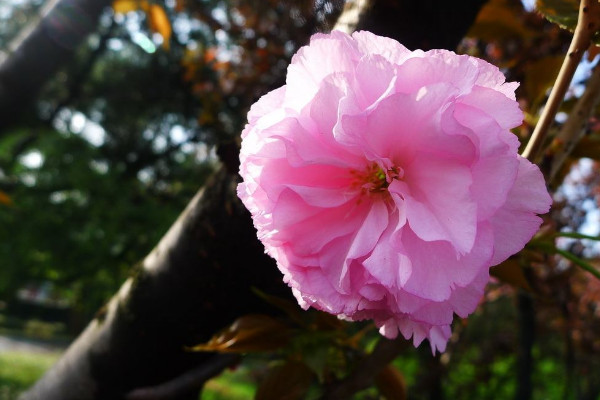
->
237;30;552;353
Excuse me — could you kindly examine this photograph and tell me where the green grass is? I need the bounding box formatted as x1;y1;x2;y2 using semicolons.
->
202;365;257;400
0;351;61;400
0;349;256;400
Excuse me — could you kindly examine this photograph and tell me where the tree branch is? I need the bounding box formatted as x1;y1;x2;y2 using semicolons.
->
515;290;535;400
0;0;112;133
549;64;600;182
44;17;116;124
321;337;408;399
333;0;371;34
522;0;600;163
125;354;240;400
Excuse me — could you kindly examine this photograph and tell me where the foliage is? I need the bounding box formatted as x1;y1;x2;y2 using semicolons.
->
536;0;579;31
0;125;214;320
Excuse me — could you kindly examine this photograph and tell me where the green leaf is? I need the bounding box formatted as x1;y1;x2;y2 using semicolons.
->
554;231;600;241
528;241;600;280
536;0;579;30
554;247;600;279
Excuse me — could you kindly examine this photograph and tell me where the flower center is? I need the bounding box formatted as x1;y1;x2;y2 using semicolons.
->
352;162;404;194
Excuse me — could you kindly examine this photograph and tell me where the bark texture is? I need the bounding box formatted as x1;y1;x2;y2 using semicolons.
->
20;1;488;398
355;0;486;51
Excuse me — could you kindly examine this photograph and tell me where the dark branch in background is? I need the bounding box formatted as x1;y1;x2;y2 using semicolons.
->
515;291;534;400
44;17;116;124
560;282;576;400
0;131;40;175
0;16;115;185
0;0;112;133
125;354;240;400
522;0;600;163
321;338;408;399
20;1;489;399
549;64;600;183
354;0;487;51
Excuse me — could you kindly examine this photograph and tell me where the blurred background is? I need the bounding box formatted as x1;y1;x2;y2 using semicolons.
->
1;0;600;399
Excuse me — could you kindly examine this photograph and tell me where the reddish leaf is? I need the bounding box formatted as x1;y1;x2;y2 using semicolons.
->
468;0;535;42
524;55;565;107
188;314;290;353
313;309;345;331
571;136;600;160
0;190;12;206
112;0;148;14
587;43;600;62
148;4;172;50
491;259;532;291
255;361;314;400
375;364;407;400
252;288;307;326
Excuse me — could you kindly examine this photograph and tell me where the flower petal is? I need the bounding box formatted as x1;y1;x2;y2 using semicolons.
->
402;155;477;254
490;157;552;265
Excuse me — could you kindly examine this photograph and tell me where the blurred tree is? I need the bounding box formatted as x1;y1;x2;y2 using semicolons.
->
0;0;112;129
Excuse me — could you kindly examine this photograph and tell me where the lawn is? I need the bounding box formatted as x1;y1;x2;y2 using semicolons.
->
0;349;256;400
0;351;61;400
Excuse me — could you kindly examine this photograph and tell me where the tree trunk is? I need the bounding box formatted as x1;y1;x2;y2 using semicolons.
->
20;1;488;398
515;291;535;400
354;0;485;51
21;168;289;399
0;0;111;132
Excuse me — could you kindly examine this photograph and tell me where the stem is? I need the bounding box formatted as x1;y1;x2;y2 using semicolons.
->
125;354;240;400
553;231;600;241
549;63;600;182
333;0;371;33
515;290;534;400
528;241;600;280
554;247;600;280
521;0;600;163
321;337;408;399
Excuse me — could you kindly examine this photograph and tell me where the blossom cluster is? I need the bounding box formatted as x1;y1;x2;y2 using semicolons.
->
238;31;552;352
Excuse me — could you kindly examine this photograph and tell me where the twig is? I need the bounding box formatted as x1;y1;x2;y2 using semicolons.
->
125;354;240;400
515;290;534;400
549;63;600;182
521;0;600;163
45;18;116;124
0;0;60;66
333;0;371;33
321;337;408;399
553;231;600;241
554;247;600;280
529;241;600;280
